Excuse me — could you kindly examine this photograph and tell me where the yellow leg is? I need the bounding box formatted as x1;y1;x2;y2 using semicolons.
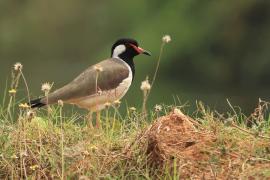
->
96;111;101;129
87;111;93;128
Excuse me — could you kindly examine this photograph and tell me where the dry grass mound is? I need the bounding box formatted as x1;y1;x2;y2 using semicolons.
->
138;109;270;179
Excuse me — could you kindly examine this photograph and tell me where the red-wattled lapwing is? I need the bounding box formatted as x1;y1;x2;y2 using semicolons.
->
30;38;151;128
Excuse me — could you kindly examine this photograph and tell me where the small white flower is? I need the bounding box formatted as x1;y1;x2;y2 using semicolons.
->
11;154;18;159
104;102;111;109
162;35;171;43
26;110;35;119
20;151;28;157
41;82;52;92
94;65;103;72
140;78;151;91
97;89;102;95
113;100;121;107
19;103;30;109
8;89;17;94
129;107;136;112
173;108;183;116
58;100;64;107
30;164;39;171
14;62;23;71
154;104;162;112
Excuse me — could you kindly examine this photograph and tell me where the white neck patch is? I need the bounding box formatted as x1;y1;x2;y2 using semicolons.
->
112;45;126;58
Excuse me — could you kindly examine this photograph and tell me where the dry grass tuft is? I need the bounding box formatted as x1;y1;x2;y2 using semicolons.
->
119;108;270;179
1;105;270;179
146;110;214;168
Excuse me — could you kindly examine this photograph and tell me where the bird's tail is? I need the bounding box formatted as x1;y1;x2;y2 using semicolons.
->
29;98;46;108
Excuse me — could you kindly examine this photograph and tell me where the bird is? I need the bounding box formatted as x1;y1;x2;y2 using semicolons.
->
29;38;151;128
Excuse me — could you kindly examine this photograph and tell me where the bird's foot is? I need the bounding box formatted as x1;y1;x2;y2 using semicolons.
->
95;111;101;129
86;112;94;129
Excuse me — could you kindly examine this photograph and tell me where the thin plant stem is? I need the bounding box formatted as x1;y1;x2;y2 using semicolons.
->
94;71;101;129
96;111;101;128
106;109;109;134
2;78;8;106
20;69;31;104
111;108;117;137
95;72;99;94
87;111;93;128
142;42;166;115
22;158;28;179
146;42;165;101
37;121;43;178
142;90;148;118
60;106;65;180
46;93;49;117
7;70;21;122
7;97;14;122
21;110;28;179
144;42;165;111
19;122;23;178
12;71;21;115
151;43;165;93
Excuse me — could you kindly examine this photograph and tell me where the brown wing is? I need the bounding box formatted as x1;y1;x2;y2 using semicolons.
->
41;58;130;104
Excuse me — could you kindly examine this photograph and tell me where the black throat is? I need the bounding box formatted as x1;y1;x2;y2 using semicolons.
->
118;54;135;80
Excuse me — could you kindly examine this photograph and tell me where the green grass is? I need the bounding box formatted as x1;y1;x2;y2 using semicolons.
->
0;99;270;179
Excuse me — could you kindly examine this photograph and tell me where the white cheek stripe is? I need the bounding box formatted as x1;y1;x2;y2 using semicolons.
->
112;45;126;58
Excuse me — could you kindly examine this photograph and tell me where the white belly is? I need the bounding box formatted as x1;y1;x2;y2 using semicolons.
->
69;67;132;111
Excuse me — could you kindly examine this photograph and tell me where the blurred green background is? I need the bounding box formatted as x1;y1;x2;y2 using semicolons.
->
1;0;270;113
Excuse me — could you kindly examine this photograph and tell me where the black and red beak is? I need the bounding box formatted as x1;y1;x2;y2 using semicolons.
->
129;44;151;56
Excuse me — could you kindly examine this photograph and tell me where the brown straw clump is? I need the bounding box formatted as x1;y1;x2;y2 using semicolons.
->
129;109;221;178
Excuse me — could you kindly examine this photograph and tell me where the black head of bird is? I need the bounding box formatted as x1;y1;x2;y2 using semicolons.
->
111;38;151;60
110;38;151;77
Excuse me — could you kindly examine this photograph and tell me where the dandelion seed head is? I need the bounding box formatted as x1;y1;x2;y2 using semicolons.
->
104;102;111;109
129;107;136;112
225;118;233;126
8;89;17;94
11;154;18;159
173;108;183;116
97;90;102;95
19;103;30;109
30;164;39;171
113;100;121;107
14;62;23;71
58;100;64;107
41;82;52;92
140;79;151;91
26;110;35;119
154;104;162;112
162;35;171;43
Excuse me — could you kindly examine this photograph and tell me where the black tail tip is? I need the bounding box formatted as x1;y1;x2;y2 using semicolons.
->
29;98;46;108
